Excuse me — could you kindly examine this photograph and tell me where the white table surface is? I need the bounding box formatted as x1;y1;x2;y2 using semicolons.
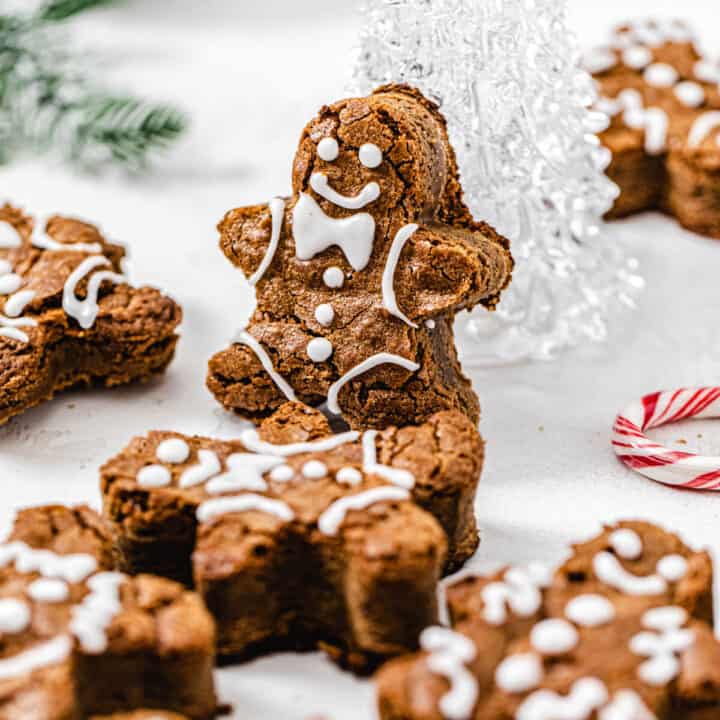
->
1;1;719;718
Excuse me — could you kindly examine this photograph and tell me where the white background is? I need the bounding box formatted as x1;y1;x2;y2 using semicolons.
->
1;1;719;718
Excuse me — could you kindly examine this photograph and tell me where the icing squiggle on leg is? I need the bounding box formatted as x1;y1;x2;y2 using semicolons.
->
326;352;420;414
234;329;297;402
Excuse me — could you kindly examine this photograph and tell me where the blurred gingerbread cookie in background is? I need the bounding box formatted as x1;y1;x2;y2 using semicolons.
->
585;18;720;237
377;520;720;720
0;205;182;425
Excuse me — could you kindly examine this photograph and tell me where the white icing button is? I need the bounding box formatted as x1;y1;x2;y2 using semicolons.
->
425;319;436;329
137;464;172;488
0;598;31;633
156;438;190;464
674;81;705;108
336;467;362;486
314;303;335;326
530;619;579;655
27;578;69;603
495;653;543;694
0;260;11;275
270;464;294;482
0;274;22;295
307;337;333;362
657;554;688;582
565;594;616;627
622;46;652;70
322;266;345;288
317;137;339;162
609;528;643;559
644;63;679;88
643;606;688;631
358;143;383;168
302;460;328;479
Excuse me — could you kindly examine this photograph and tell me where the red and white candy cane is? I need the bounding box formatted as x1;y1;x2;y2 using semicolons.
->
613;387;720;490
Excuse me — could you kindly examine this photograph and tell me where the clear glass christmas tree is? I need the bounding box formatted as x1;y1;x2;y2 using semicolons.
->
352;0;643;363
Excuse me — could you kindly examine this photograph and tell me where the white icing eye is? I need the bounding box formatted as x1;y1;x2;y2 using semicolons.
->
359;143;383;168
317;137;339;162
322;266;345;288
609;528;643;559
156;438;190;464
657;554;688;582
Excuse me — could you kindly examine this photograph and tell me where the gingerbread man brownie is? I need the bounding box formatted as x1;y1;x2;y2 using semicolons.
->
0;204;181;425
100;402;484;671
0;504;217;719
377;520;720;719
207;84;513;430
585;19;720;237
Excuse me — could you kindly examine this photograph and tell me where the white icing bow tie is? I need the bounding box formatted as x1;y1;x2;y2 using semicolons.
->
292;193;376;271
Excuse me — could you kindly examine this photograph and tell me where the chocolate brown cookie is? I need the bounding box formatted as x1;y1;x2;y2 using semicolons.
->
207;84;513;430
100;402;483;672
0;204;181;425
586;19;720;237
377;520;719;719
0;505;218;719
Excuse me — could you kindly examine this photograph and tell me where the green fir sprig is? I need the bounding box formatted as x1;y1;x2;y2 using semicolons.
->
0;0;188;171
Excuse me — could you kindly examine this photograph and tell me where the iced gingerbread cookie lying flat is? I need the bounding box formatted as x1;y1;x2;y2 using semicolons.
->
0;504;218;719
100;402;483;672
377;520;720;719
0;204;181;425
207;84;513;430
586;19;720;237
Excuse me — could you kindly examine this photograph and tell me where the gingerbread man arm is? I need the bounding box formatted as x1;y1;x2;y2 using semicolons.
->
392;220;513;322
218;201;290;284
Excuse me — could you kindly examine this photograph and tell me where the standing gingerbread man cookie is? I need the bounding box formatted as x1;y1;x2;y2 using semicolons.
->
207;84;513;430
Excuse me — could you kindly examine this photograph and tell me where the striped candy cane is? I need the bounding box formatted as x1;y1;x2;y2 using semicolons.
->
613;387;720;490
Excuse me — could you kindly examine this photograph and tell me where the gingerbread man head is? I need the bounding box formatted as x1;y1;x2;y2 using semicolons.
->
208;84;513;430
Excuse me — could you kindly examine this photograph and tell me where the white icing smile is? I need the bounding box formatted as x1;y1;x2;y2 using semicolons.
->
292;193;376;271
309;172;380;210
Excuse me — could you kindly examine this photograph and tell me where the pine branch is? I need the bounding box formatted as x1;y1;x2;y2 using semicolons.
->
38;0;118;22
0;2;188;172
69;96;189;169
